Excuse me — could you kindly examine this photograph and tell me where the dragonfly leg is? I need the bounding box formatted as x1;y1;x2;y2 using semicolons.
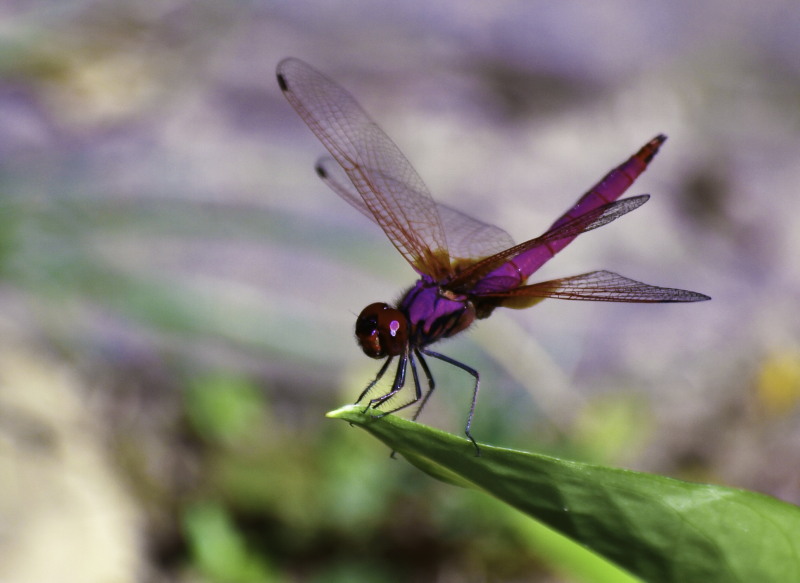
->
380;350;436;460
375;349;426;417
409;349;435;422
355;356;394;404
422;349;481;456
377;349;433;459
368;352;408;410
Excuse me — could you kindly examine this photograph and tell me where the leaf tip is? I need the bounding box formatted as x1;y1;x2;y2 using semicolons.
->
325;403;363;420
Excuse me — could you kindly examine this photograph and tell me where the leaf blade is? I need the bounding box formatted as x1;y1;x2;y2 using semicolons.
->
327;405;800;583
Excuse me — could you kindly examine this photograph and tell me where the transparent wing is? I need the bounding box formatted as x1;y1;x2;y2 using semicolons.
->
314;157;374;221
438;202;515;262
277;58;451;279
315;157;514;261
483;270;711;306
448;195;650;290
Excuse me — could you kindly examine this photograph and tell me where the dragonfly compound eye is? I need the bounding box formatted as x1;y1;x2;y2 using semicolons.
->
355;303;408;358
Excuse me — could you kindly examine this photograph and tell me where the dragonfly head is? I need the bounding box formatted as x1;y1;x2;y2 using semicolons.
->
355;303;408;359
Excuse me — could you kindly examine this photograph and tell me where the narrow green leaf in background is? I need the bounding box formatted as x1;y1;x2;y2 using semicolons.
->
328;405;800;583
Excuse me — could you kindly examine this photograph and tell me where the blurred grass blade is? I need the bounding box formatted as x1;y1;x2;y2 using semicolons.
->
327;405;800;583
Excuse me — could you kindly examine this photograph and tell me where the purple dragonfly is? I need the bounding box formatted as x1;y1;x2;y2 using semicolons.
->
277;58;709;454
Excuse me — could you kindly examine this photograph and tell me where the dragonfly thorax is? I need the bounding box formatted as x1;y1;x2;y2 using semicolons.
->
399;279;477;348
355;303;408;358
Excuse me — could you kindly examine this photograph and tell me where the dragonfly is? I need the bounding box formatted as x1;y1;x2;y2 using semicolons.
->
277;57;710;455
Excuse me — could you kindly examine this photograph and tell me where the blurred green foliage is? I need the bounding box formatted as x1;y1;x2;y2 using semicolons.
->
184;502;278;582
176;372;559;581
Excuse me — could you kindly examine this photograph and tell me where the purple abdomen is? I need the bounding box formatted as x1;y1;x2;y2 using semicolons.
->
471;135;665;295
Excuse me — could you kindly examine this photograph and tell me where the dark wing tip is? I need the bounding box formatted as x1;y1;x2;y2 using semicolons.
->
688;292;711;302
276;71;288;92
664;288;711;303
276;57;302;92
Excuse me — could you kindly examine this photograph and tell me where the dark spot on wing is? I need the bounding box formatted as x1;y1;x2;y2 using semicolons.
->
276;72;288;92
314;163;328;178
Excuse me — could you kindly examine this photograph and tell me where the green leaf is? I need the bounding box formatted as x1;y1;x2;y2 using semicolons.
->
184;374;264;444
327;405;800;583
183;502;278;582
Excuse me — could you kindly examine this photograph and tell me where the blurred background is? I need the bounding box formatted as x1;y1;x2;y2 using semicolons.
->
1;1;799;581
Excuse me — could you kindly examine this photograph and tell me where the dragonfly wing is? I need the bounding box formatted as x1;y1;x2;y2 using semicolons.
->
277;58;451;279
479;270;710;309
530;195;649;247
448;195;650;291
438;203;515;264
315;157;375;222
316;156;515;262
